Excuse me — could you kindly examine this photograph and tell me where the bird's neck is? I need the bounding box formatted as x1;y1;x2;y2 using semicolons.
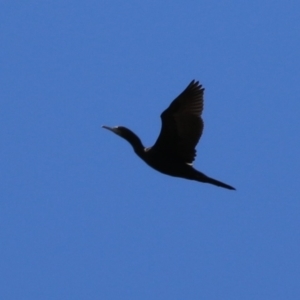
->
123;131;145;157
131;141;145;157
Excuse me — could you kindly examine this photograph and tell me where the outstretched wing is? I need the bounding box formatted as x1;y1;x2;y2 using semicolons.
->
152;80;204;164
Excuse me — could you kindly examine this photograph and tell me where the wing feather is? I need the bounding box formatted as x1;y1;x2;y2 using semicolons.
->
152;80;204;163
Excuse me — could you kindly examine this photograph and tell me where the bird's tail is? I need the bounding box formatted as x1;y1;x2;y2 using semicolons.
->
195;170;236;190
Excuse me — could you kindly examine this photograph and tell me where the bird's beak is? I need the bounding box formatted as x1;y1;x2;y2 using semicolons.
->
102;125;120;135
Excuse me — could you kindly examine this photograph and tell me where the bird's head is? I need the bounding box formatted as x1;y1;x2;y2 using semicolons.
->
102;125;144;153
102;125;124;136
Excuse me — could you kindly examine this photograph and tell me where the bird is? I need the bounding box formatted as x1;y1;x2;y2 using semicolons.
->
102;80;235;190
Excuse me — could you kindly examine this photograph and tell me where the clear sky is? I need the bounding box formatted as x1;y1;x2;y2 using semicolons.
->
1;1;299;299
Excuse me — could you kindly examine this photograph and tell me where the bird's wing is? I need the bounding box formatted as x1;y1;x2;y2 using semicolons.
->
152;80;204;164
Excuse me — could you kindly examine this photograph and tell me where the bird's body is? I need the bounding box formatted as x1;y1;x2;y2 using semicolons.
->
103;80;235;190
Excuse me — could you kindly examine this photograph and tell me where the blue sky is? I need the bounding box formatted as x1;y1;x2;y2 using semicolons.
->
1;1;299;299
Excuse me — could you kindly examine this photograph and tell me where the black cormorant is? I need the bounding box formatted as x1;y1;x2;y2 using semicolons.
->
103;80;235;190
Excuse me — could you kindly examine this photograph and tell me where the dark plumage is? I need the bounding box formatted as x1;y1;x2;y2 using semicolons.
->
103;80;235;190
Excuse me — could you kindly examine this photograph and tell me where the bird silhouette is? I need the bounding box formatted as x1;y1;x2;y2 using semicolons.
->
103;80;235;190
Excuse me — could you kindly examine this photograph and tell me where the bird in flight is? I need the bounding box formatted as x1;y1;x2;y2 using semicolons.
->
103;80;235;190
